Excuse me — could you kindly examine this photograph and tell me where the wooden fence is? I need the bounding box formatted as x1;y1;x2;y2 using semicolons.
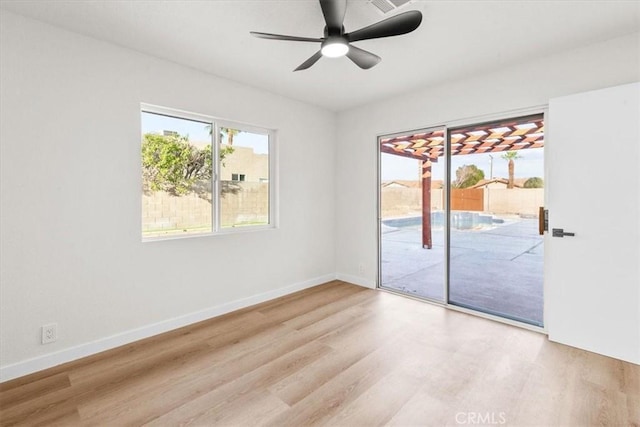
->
381;186;544;218
450;188;484;211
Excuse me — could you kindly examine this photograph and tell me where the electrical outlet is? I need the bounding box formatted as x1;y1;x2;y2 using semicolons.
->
41;323;57;344
358;263;365;275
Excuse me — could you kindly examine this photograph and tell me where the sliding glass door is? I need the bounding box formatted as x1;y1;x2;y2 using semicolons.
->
379;114;545;327
379;127;446;302
447;116;544;326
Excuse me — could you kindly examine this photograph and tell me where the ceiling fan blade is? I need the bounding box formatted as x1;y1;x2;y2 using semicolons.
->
346;10;422;43
346;45;381;70
319;0;347;31
250;31;323;43
294;50;323;71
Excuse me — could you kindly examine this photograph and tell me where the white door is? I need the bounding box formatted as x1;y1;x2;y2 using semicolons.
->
546;82;640;364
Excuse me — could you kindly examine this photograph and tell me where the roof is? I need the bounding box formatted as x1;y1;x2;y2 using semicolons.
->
470;178;527;189
381;180;421;189
382;180;443;189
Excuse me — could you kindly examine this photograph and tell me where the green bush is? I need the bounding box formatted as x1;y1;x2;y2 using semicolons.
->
523;177;544;188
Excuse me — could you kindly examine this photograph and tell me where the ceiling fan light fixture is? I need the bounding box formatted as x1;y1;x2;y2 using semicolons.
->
321;38;349;58
250;0;423;70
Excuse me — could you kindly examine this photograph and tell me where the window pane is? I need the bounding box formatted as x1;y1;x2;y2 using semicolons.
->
379;128;446;302
141;111;213;238
448;115;545;327
219;128;269;228
448;148;545;326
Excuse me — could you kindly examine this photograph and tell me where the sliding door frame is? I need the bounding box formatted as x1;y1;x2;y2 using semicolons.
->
377;106;548;333
377;125;447;305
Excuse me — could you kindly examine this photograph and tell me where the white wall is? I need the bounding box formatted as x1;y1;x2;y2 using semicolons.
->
0;11;336;380
334;32;640;288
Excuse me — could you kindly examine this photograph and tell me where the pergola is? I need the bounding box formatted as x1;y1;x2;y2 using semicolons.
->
380;114;544;249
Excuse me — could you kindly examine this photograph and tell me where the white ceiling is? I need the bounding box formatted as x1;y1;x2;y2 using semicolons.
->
1;0;639;111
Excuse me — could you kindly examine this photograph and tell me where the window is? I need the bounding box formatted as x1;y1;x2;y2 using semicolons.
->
141;105;275;240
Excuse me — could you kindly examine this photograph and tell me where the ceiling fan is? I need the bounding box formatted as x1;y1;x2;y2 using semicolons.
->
250;0;422;71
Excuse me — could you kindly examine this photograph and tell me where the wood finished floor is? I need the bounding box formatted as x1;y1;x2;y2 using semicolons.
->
1;281;638;426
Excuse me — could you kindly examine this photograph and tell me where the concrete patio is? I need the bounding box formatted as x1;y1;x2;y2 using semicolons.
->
381;216;544;326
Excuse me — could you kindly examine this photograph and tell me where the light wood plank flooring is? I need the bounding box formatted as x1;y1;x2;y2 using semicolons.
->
1;281;638;426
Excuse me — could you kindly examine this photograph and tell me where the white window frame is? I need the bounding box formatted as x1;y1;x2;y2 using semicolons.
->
141;103;278;241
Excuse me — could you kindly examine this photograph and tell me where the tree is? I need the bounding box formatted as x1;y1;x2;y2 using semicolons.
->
452;164;485;188
142;132;232;196
204;125;240;146
523;177;544;188
501;151;521;189
222;128;239;146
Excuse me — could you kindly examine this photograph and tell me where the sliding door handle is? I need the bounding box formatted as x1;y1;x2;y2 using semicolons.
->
538;207;548;235
552;228;575;238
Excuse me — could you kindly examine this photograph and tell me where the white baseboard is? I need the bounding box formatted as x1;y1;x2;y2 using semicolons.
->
336;273;376;289
0;274;336;383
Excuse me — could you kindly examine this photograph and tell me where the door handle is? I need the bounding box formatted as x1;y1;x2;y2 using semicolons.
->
552;228;575;238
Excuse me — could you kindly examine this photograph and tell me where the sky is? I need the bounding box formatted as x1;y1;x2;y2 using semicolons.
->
381;148;544;182
141;111;268;153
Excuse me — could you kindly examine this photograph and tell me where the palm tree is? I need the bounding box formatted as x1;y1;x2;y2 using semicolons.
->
204;125;240;146
222;128;239;146
501;151;521;189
